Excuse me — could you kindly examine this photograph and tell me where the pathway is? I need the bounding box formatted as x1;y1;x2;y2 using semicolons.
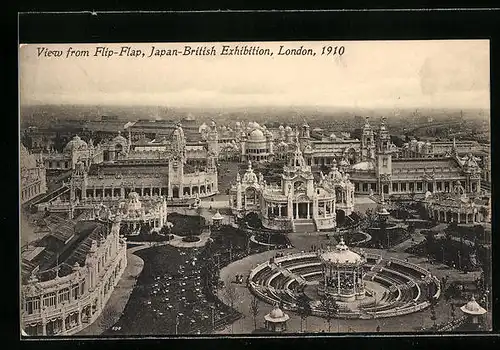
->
76;244;149;336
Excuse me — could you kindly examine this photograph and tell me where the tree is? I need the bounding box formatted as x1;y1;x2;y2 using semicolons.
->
320;294;339;333
250;295;260;331
223;283;239;333
297;294;312;333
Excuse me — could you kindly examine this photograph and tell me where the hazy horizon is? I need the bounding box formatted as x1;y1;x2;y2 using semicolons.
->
20;40;490;109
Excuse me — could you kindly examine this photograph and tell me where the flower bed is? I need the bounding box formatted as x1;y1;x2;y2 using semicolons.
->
182;235;201;243
127;232;173;242
168;213;206;236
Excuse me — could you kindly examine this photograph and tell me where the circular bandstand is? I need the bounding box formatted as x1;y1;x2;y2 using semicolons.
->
248;240;441;319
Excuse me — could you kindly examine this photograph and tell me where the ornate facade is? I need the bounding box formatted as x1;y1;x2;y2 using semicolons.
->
40;123;219;216
229;142;355;233
114;192;169;234
20;216;127;336
40;135;104;171
20;143;47;204
423;182;491;224
349;118;485;197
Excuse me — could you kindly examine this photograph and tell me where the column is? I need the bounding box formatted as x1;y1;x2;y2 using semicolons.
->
337;270;341;295
78;309;82;327
352;270;356;293
324;202;327;218
42;320;47;336
278;204;282;217
93;188;96;199
61;314;66;333
141;187;144;196
120;187;125;198
465;211;468;224
307;203;310;219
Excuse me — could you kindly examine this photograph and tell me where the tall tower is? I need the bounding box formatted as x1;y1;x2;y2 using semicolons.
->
70;160;87;201
207;119;219;157
361;117;375;160
299;121;311;151
376;117;393;195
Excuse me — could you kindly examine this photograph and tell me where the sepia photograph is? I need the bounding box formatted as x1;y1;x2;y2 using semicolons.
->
19;40;492;337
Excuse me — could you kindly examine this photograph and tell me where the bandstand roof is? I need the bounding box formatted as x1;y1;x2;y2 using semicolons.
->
460;295;487;315
320;238;364;265
264;306;290;323
212;211;223;220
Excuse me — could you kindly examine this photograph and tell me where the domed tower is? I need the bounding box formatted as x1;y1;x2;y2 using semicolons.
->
361;117;375;160
376;117;394;196
299;121;311;151
285;126;294;143
278;125;285;141
171;123;186;162
282;140;314;198
207;119;219;157
463;153;482;193
112;131;129;160
64;135;88;168
70;160;88;202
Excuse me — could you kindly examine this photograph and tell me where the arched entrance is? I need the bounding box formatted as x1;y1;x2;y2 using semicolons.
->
336;209;346;226
383;184;389;194
245;187;258;206
172;187;179;198
245;211;261;228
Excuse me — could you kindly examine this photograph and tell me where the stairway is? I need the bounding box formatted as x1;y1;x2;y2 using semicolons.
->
30;185;70;206
293;219;317;233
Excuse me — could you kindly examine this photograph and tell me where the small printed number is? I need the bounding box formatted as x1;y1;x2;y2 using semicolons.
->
321;46;345;56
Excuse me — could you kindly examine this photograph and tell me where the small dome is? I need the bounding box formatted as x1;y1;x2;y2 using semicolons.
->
320;238;364;264
352;161;375;171
270;306;285;319
113;131;127;144
285;126;292;132
235;121;241;127
199;123;209;132
64;135;88;152
212;211;223;220
248;129;265;141
461;295;487;315
339;158;349;166
128;191;140;200
264;304;290;323
279;125;284;130
378;207;390;216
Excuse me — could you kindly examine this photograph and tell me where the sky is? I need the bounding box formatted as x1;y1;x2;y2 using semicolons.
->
19;40;490;109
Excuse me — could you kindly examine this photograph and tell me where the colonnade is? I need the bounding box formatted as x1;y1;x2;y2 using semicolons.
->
263;200;335;220
353;179;480;195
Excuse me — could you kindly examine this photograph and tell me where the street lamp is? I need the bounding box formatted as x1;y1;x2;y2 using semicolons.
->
175;313;183;335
